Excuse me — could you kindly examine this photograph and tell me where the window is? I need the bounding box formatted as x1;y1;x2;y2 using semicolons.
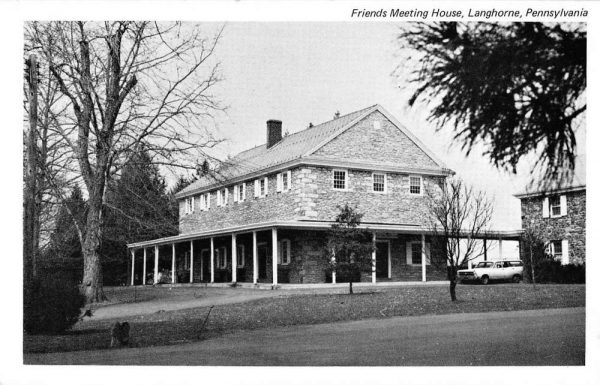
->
217;188;229;206
407;241;430;265
278;239;291;265
185;196;195;214
409;176;422;195
234;183;246;203
411;242;422;264
547;240;562;260
333;169;347;190
237;245;245;267
199;193;210;211
373;173;386;193
277;170;292;192
216;246;227;268
260;178;266;196
255;177;268;198
549;195;561;217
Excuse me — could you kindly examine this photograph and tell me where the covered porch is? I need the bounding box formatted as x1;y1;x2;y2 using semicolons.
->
126;221;522;287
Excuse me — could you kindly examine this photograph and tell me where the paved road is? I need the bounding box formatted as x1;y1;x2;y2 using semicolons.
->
26;307;584;366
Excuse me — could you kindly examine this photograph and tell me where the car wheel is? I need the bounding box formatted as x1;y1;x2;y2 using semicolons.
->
481;275;489;285
512;275;521;283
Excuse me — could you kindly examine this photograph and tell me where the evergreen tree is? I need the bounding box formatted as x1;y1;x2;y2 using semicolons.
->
102;149;179;285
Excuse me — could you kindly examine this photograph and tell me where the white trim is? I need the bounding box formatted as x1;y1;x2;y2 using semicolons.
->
237;244;245;267
560;195;567;216
128;221;522;249
514;185;586;199
409;175;423;196
278;239;291;265
375;239;392;279
332;168;348;191
372;172;387;193
406;240;430;265
542;197;550;218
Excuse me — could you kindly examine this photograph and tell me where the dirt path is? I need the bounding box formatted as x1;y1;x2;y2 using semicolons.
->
89;288;283;320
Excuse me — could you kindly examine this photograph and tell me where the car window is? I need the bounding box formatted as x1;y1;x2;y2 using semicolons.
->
476;262;492;268
495;263;502;268
503;262;511;268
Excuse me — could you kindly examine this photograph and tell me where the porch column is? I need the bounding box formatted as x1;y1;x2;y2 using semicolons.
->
210;237;215;283
142;248;147;285
272;228;278;286
231;233;237;283
371;232;376;283
154;245;159;285
130;249;135;286
190;240;194;283
483;239;488;261
332;254;336;284
252;231;258;284
421;233;426;282
498;238;503;260
171;243;176;284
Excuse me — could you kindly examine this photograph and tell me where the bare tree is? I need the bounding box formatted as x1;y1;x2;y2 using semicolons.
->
25;21;224;303
425;177;494;301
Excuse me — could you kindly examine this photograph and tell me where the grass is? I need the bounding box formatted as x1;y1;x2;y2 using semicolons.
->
24;284;585;354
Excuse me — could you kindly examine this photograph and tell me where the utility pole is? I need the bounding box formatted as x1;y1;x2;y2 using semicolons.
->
24;54;39;288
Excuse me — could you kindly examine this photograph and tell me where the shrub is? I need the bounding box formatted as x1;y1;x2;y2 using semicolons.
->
524;258;585;284
24;270;85;334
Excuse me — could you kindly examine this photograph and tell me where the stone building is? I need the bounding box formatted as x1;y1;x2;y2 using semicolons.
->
514;161;586;265
127;105;519;286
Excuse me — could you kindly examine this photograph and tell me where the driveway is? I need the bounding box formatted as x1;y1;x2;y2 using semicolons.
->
26;307;584;366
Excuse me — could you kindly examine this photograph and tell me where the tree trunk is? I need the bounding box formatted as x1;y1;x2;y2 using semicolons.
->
449;278;457;302
81;192;106;303
349;280;353;295
447;265;458;302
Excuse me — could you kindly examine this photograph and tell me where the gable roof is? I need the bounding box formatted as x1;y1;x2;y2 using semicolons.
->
514;156;586;198
176;104;452;199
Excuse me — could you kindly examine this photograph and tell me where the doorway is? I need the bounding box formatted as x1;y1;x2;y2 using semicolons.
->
258;243;268;280
376;241;391;279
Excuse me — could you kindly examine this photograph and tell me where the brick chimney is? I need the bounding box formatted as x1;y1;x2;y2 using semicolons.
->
266;120;282;149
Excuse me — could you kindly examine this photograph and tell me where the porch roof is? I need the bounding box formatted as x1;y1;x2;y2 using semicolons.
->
127;220;523;249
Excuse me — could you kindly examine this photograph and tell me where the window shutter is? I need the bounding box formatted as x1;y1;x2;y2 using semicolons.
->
254;180;259;197
264;177;269;195
406;242;412;265
233;186;238;202
425;243;431;265
542;197;550;218
277;241;282;264
225;188;229;205
560;195;567;216
277;173;282;192
206;193;211;209
287;170;292;191
242;183;246;200
562;240;569;265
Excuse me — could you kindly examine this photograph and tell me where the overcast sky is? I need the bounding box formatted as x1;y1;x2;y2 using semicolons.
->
196;22;585;236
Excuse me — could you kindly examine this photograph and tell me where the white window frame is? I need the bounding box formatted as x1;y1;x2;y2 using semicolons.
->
216;246;227;268
237;183;245;202
549;195;561;218
409;175;423;195
185;196;195;214
277;170;292;193
332;169;348;191
237;244;245;267
278;239;291;265
372;172;387;193
217;188;229;207
406;241;430;265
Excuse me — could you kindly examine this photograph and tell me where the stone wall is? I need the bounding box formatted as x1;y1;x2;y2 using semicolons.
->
520;190;586;264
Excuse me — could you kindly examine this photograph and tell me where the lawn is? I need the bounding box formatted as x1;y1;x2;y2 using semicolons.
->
24;284;585;354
